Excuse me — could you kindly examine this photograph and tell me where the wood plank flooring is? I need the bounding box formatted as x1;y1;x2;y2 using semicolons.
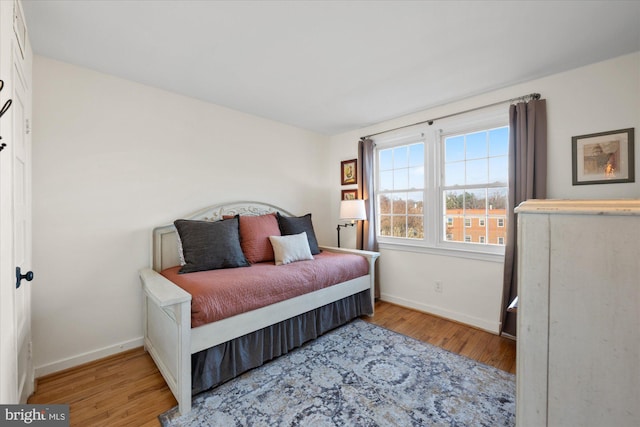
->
28;301;516;426
364;301;516;374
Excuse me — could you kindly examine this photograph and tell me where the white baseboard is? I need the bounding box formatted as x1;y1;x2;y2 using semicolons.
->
379;293;500;334
34;337;144;378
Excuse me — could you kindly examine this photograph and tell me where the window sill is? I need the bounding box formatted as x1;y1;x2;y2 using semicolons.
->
377;241;505;263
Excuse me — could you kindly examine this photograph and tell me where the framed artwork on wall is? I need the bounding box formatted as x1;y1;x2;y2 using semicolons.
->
572;128;635;185
342;189;357;200
341;159;357;185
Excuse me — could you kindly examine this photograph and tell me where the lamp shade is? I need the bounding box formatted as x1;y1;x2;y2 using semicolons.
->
340;199;366;221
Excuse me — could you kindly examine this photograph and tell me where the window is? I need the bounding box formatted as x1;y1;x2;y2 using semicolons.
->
442;126;508;249
378;142;425;239
374;108;508;258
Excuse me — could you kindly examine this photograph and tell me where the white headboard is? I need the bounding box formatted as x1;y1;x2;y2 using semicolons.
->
152;201;295;272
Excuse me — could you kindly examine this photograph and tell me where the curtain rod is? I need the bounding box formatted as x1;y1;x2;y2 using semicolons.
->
361;92;541;140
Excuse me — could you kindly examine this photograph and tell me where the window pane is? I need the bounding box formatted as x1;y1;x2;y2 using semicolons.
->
407;192;423;214
409;143;424;167
394;168;408;189
378;194;391;214
407;216;424;239
489;127;509;156
392;194;407;214
466;131;488;159
379;215;391;236
391;216;406;237
489;156;508;184
379;149;393;170
409;166;424;189
444;161;465;186
380;170;393;191
394;146;408;168
489;217;507;245
445;215;464;242
443;190;463;242
444;189;464;210
464;210;487;244
465;189;486;210
488;187;507;211
488;188;507;246
465;158;488;185
445;135;465;162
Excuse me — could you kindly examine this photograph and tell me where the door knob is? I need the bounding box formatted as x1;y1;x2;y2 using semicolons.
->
16;267;33;289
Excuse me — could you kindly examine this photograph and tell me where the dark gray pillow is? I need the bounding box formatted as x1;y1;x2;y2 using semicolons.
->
174;216;249;274
276;212;320;255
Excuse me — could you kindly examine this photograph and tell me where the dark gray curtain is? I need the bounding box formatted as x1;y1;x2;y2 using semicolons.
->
500;99;547;336
357;138;380;298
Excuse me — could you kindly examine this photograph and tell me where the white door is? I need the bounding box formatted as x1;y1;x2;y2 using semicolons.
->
0;0;33;404
12;39;33;403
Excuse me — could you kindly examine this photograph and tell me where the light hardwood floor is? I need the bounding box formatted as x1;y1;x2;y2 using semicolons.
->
28;301;516;426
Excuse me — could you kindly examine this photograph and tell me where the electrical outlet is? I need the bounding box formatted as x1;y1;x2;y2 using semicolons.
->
435;281;443;293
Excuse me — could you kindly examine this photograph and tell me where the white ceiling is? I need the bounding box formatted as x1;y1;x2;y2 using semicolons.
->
22;0;640;135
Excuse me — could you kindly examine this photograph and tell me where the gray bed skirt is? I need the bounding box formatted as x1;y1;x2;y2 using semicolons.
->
191;289;373;395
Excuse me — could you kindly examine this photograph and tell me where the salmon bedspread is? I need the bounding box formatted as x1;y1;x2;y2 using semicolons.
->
161;251;370;328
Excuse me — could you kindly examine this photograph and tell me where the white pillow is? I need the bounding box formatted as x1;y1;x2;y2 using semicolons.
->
268;232;314;265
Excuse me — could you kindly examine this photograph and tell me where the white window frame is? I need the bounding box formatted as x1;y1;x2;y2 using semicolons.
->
373;106;508;262
375;132;429;242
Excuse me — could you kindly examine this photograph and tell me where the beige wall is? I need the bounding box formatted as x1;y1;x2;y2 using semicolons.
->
31;56;330;375
329;52;640;332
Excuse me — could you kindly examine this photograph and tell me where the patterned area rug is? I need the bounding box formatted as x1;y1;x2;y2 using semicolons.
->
160;320;515;426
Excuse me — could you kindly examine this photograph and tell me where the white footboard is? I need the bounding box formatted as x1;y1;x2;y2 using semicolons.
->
140;268;192;414
319;246;379;312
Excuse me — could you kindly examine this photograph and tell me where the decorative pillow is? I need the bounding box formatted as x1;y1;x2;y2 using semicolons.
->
176;232;186;266
237;213;281;263
174;216;249;274
276;212;320;255
268;232;314;266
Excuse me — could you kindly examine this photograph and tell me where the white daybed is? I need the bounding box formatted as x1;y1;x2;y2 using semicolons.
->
139;201;379;415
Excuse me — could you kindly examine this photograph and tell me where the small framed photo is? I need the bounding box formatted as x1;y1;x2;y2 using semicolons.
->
572;128;635;185
342;189;357;200
341;159;357;185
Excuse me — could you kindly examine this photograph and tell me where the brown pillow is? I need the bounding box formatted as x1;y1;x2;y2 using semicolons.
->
224;213;281;263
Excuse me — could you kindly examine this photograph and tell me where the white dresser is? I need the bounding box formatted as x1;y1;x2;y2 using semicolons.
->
515;200;640;427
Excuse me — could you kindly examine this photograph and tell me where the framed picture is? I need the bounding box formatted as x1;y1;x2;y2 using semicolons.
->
342;189;357;200
341;159;357;185
572;128;635;185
